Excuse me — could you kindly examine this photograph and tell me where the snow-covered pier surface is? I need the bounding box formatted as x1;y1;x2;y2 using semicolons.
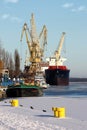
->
0;96;87;130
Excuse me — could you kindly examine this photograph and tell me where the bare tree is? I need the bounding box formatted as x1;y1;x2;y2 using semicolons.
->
9;54;15;78
14;49;20;77
0;43;2;60
0;43;21;78
4;51;10;68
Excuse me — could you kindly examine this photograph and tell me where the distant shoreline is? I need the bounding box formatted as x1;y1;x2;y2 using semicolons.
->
70;77;87;82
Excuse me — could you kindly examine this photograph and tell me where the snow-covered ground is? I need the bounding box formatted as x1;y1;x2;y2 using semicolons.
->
0;96;87;130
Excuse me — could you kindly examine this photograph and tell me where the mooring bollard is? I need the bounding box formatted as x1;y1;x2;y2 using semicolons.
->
58;107;65;118
52;107;56;111
10;99;19;107
52;107;58;117
52;107;66;118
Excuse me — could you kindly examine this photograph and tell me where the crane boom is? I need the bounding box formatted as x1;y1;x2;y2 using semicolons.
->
54;32;66;61
20;23;31;53
30;13;38;44
39;25;47;57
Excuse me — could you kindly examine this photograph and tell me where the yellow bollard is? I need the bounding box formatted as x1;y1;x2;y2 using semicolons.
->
58;107;65;118
52;107;56;111
52;107;58;117
52;107;66;118
10;100;19;107
54;110;58;117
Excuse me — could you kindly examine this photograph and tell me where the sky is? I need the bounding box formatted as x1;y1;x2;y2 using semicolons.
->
0;0;87;78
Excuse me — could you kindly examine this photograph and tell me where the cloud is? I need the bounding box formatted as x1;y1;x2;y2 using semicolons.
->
11;16;21;22
71;6;86;12
2;14;10;19
5;0;18;3
71;9;76;12
62;3;74;8
1;14;21;23
62;3;86;13
78;6;86;11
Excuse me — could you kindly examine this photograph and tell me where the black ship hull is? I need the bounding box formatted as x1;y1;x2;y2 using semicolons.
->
45;68;70;86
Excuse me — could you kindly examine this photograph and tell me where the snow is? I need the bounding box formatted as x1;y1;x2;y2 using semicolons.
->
0;96;87;130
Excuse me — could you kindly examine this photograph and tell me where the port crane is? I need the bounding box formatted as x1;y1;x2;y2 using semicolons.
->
46;32;66;66
54;32;66;62
20;13;47;74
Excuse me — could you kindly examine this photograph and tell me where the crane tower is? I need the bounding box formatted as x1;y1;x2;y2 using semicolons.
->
20;13;47;75
46;32;66;67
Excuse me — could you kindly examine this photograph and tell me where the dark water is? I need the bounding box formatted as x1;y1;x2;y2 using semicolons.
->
43;82;87;97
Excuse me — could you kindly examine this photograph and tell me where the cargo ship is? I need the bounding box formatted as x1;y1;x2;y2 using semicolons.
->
45;65;70;85
45;32;70;86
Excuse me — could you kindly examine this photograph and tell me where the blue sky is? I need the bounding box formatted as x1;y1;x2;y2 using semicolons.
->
0;0;87;78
